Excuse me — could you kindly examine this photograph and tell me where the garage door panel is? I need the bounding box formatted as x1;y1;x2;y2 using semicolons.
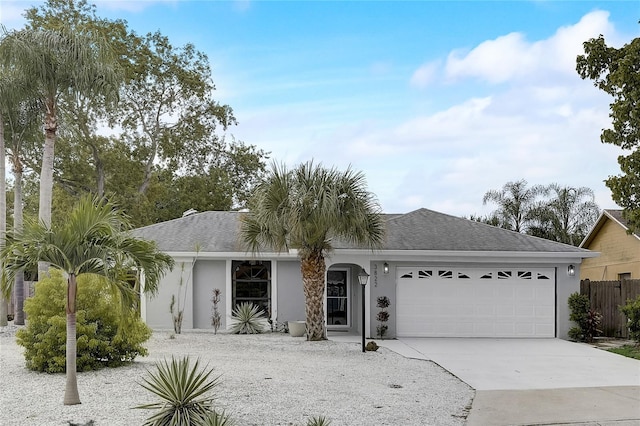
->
536;306;554;318
397;267;555;338
496;305;515;317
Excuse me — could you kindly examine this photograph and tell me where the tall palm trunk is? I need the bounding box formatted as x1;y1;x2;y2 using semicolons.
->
301;251;327;341
38;97;56;279
64;273;80;405
0;112;7;327
13;161;25;325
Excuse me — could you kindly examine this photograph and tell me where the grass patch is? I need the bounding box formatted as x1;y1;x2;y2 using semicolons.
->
607;345;640;360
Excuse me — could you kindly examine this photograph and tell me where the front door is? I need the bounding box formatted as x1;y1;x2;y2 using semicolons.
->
326;269;350;328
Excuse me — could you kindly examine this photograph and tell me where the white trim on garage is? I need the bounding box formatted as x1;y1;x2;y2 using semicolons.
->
396;266;556;338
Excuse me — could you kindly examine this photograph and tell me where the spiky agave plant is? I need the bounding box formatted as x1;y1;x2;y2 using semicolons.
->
229;302;268;334
201;411;235;426
135;356;223;426
307;416;332;426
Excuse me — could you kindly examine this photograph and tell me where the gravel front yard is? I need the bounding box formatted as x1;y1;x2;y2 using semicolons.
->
0;324;474;426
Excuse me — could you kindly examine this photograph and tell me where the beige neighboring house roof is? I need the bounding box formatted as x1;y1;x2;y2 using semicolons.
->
579;209;640;248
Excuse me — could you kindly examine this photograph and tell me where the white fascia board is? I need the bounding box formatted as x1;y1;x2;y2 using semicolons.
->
579;210;607;247
164;251;300;260
163;249;599;265
331;249;599;263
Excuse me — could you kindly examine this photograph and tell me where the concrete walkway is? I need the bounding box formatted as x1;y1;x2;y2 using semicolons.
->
329;335;640;425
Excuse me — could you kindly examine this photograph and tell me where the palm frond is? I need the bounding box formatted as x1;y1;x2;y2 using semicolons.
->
240;160;384;257
0;194;172;303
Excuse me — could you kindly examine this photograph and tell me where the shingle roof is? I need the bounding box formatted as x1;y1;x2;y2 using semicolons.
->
134;208;590;254
376;208;589;252
133;211;243;252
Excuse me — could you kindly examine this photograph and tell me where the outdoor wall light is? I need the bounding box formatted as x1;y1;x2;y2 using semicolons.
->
567;265;575;277
383;262;389;274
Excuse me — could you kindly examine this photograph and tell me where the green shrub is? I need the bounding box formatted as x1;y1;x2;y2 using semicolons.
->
16;270;151;373
228;302;267;334
620;295;640;343
567;292;601;343
136;356;230;426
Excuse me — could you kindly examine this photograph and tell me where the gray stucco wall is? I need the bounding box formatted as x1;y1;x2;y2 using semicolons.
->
142;255;580;339
368;261;396;339
275;261;305;324
556;263;581;339
144;259;195;330
192;260;227;329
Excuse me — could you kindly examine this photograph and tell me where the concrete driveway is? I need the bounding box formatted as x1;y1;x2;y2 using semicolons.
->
390;338;639;390
379;338;640;425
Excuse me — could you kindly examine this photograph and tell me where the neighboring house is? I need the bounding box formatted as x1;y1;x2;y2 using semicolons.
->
579;209;640;281
133;208;596;340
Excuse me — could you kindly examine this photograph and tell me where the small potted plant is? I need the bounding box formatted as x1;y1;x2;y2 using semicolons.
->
376;296;390;339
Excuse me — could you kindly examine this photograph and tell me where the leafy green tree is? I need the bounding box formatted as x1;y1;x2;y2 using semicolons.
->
528;184;599;245
115;30;234;194
482;180;545;232
23;0;268;227
240;162;384;341
577;35;640;233
24;0;134;200
1;196;173;405
0;26;120;280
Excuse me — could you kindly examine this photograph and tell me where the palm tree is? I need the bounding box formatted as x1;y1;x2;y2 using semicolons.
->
0;87;6;327
1;195;174;405
482;180;545;233
0;66;42;325
0;27;119;277
240;161;385;341
528;184;600;245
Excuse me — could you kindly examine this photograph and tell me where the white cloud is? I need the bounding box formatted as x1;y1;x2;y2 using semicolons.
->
410;60;439;88
444;10;615;84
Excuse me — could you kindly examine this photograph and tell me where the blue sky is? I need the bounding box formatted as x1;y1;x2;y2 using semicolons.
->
2;1;640;217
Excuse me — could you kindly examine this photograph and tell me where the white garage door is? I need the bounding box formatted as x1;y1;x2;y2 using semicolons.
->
396;267;555;338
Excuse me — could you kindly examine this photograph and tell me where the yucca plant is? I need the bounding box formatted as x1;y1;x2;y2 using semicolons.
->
307;416;331;426
135;356;222;426
201;411;235;426
229;302;268;334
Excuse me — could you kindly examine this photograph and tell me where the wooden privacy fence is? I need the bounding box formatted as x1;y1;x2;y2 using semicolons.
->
580;279;640;338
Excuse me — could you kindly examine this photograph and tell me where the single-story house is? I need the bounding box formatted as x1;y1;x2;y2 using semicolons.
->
579;209;640;281
133;208;597;339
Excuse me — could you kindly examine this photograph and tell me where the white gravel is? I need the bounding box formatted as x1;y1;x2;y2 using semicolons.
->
0;323;474;426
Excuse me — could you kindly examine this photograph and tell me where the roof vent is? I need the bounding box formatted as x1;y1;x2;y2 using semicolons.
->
182;208;198;217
